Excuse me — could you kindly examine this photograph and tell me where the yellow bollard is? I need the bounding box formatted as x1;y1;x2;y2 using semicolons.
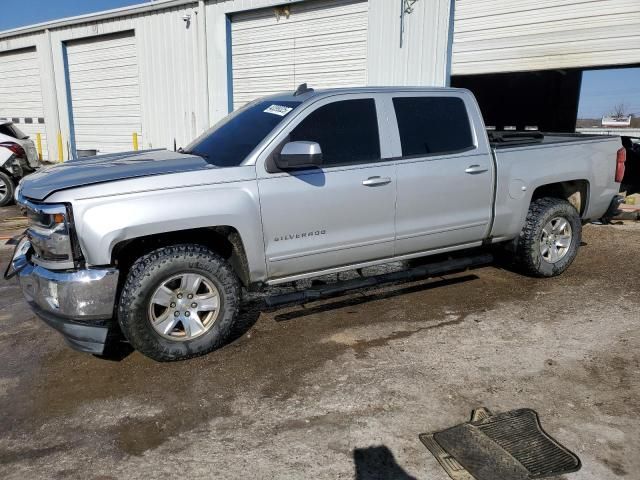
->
132;132;139;151
57;132;63;163
36;133;43;161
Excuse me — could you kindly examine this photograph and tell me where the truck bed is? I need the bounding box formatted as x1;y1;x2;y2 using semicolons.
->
489;131;615;149
489;132;622;243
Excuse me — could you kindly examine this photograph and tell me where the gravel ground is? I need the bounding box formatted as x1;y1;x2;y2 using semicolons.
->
0;205;638;480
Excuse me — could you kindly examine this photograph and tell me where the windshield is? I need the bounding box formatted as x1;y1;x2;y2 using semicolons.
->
184;100;301;167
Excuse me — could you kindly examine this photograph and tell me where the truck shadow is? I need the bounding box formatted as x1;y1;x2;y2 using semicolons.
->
101;274;478;361
270;274;478;322
353;445;418;480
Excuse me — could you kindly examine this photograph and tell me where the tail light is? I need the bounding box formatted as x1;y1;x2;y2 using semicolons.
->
615;147;626;183
0;141;25;157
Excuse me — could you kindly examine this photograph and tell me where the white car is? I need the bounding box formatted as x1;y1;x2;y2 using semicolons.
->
0;120;40;206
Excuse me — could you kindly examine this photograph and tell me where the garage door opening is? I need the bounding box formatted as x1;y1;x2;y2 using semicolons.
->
452;64;640;135
451;69;583;133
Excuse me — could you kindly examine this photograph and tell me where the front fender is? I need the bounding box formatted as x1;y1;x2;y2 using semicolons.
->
64;179;267;282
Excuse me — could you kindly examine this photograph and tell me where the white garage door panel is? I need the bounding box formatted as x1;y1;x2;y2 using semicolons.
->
66;32;142;155
234;43;366;70
69;97;139;109
0;48;48;160
233;13;366;42
69;65;139;83
71;77;140;91
231;0;368;110
453;0;640;74
233;26;367;53
0;102;42;113
71;85;140;102
74;128;142;138
0;71;41;84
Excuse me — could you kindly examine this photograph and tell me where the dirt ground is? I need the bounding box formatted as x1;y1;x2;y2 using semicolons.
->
0;203;638;480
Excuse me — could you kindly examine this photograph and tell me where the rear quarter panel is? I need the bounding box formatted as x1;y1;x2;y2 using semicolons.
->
491;137;620;241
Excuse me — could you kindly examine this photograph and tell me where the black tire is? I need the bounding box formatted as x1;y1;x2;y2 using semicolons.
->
514;197;582;277
0;171;15;207
117;244;240;361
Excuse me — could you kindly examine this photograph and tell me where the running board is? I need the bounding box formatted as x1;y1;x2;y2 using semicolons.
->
264;253;493;308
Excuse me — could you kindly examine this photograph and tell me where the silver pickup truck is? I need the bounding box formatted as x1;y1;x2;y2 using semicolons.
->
8;86;626;361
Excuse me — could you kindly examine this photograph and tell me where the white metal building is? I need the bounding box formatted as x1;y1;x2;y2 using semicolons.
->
453;0;640;75
451;0;640;131
0;0;454;161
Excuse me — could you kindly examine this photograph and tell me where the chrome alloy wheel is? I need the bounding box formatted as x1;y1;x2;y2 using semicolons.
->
148;273;220;341
540;216;572;263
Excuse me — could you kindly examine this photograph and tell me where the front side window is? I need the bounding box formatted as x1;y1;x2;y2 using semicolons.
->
184;100;301;167
289;98;380;166
393;96;474;157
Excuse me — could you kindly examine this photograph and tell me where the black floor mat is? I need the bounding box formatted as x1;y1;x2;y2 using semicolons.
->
420;408;581;480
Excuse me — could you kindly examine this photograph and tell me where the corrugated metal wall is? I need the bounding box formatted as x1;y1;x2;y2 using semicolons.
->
0;47;48;159
0;3;209;160
367;0;451;86
206;0;453;122
0;0;453;161
453;0;640;75
230;0;369;109
49;4;207;157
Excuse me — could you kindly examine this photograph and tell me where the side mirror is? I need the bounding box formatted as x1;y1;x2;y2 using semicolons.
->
275;141;323;170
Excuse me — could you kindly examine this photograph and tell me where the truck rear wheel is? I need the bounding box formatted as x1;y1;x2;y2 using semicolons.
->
514;197;582;277
117;244;240;361
0;171;15;207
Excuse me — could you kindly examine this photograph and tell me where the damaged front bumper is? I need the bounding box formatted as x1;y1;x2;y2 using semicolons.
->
8;237;119;354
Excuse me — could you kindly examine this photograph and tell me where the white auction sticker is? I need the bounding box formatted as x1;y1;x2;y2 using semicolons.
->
264;104;293;116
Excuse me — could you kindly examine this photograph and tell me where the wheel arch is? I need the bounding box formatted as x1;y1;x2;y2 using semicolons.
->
530;179;590;217
111;226;252;288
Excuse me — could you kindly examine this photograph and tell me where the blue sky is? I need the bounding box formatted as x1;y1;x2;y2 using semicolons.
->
577;68;640;119
0;0;144;31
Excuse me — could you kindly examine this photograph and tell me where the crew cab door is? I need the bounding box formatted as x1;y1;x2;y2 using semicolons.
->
256;95;396;280
389;92;494;255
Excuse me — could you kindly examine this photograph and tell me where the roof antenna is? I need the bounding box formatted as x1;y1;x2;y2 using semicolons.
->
294;83;313;96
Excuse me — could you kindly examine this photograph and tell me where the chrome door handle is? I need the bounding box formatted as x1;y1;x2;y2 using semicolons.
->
465;165;488;174
362;176;392;186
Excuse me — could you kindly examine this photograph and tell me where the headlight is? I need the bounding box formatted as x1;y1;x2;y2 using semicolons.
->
26;203;78;268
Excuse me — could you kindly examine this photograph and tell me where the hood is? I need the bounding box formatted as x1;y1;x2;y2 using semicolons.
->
19;149;214;201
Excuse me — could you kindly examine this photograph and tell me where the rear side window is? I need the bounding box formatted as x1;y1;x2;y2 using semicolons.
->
289;99;380;166
393;97;474;157
0;123;18;139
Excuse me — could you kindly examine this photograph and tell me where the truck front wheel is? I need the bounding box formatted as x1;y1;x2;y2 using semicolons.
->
117;244;240;361
514;197;582;277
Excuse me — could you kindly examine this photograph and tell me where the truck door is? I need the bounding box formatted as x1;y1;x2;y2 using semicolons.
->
390;93;494;255
257;95;396;280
